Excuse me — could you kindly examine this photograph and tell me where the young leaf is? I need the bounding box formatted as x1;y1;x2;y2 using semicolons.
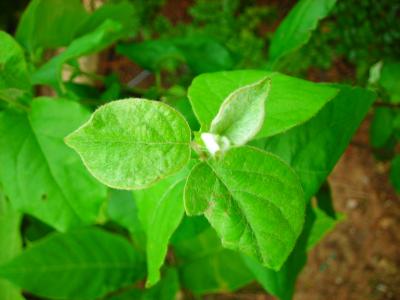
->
209;77;271;146
188;70;338;138
65;98;191;190
257;85;376;199
32;20;124;91
0;228;144;300
0;31;30;92
185;146;305;270
268;0;337;67
0;99;107;231
133;165;192;287
173;224;254;295
0;195;24;300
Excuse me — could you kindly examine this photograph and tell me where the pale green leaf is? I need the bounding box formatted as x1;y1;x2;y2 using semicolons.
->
188;70;338;138
66;98;191;190
173;224;254;295
0;98;107;231
185;146;305;270
0;194;24;300
0;228;144;300
257;85;376;199
0;31;30;92
133;164;192;287
268;0;337;67
32;20;124;91
209;77;271;146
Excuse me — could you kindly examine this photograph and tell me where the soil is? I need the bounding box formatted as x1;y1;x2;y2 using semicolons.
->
295;118;400;300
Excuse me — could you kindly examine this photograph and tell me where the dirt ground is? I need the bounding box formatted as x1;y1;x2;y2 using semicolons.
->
294;119;400;300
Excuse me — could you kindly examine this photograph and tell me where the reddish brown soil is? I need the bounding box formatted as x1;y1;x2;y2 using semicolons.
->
295;119;400;300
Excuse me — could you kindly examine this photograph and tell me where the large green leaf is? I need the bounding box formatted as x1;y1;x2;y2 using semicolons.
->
173;223;254;295
66;98;191;190
0;194;24;300
16;0;88;54
0;31;30;92
188;70;338;138
256;85;376;199
133;165;192;287
244;185;342;300
185;146;305;270
32;20;124;91
209;77;271;146
268;0;337;67
0;228;144;300
0;98;107;231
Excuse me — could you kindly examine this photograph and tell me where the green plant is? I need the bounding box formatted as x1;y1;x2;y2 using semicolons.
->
0;0;378;300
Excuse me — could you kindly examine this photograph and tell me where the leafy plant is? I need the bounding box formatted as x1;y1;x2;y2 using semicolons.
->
0;0;378;299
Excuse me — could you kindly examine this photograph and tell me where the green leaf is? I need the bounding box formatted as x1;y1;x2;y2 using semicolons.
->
65;98;191;190
16;0;88;54
268;0;337;67
32;20;124;91
257;85;376;199
76;1;138;38
109;267;180;300
117;36;234;73
107;189;145;248
173;224;254;295
0;31;30;92
188;70;338;138
0;195;24;300
380;60;400;103
209;77;271;146
0;98;107;231
370;107;395;148
185;146;305;270
390;155;400;194
0;228;144;300
244;200;341;300
133;165;192;287
117;40;183;72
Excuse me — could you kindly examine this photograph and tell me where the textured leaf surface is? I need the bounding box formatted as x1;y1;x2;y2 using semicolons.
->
0;228;144;300
185;146;305;270
0;99;107;231
0;195;24;300
66;98;191;190
210;77;270;146
133;166;191;287
173;223;254;294
244;199;341;300
32;20;124;90
257;85;376;199
188;70;338;138
268;0;337;66
0;31;30;92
